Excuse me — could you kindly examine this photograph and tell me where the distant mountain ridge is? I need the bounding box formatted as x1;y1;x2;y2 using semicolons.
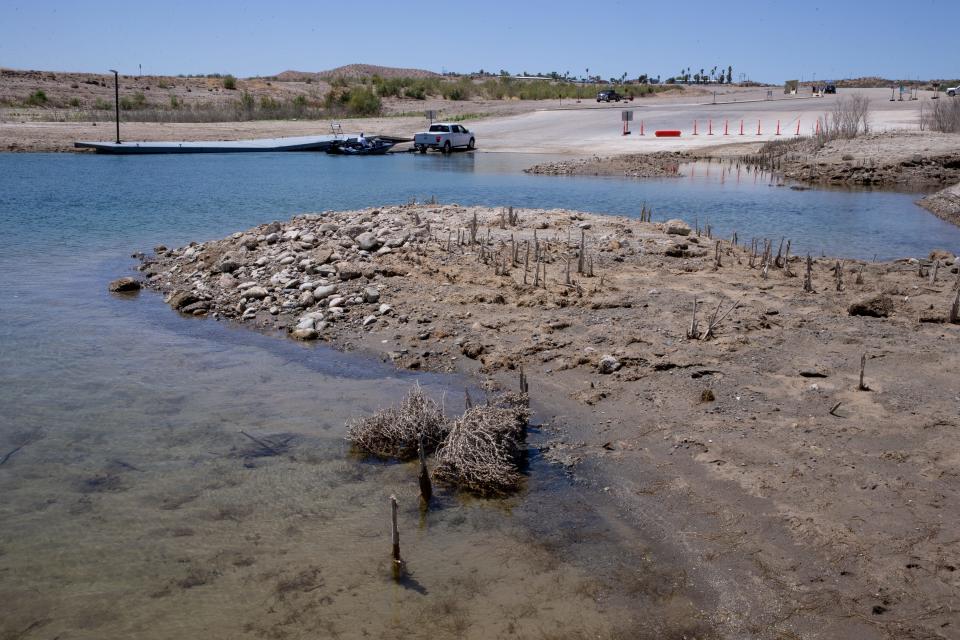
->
276;64;439;81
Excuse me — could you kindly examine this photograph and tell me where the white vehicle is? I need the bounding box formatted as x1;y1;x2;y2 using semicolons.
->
947;86;958;97
413;123;476;153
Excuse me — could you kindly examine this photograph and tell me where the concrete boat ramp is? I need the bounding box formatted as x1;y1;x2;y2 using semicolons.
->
73;133;408;154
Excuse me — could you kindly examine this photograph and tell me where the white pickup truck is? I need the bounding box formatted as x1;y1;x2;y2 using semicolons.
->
947;86;958;97
413;123;476;153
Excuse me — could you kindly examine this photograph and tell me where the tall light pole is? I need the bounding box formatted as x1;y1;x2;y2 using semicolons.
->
109;69;120;144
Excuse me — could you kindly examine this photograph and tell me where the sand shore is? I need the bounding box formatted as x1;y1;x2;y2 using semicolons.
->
131;203;960;637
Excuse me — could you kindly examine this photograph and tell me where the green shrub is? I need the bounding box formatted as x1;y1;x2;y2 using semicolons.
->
68;97;81;108
347;88;381;116
119;96;134;110
222;75;237;90
131;91;147;107
404;86;426;100
94;98;112;110
26;90;48;106
169;95;181;108
442;80;474;101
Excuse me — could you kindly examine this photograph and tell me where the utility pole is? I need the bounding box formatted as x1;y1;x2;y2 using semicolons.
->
109;69;120;144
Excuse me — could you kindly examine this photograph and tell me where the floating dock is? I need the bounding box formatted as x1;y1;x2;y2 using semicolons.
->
73;133;410;155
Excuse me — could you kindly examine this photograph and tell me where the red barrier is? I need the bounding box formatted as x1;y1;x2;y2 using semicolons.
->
724;120;729;135
756;119;762;135
795;119;801;136
655;130;682;137
708;119;713;135
776;120;781;135
739;120;744;135
640;120;645;136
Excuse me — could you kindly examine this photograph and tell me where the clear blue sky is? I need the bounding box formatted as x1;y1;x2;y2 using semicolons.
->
1;0;957;82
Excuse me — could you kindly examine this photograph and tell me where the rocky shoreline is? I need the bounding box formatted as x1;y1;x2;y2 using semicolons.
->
524;151;686;178
749;131;960;190
129;204;960;637
919;181;960;226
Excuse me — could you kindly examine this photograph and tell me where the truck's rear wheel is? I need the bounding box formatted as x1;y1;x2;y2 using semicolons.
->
443;141;451;154
418;145;427;153
467;138;475;150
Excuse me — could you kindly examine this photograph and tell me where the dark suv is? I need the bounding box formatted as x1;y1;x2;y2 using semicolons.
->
596;89;623;102
823;84;837;94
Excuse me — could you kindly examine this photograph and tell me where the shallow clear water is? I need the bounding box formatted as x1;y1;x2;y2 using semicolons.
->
0;150;956;638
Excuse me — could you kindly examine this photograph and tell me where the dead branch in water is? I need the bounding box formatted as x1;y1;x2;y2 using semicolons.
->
0;445;24;466
433;395;530;497
346;384;448;460
418;432;432;505
390;495;403;580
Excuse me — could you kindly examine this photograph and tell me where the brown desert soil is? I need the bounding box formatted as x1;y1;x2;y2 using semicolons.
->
134;204;960;638
524;151;687;177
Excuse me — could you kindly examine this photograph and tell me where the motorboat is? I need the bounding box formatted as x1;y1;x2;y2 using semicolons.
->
325;137;395;156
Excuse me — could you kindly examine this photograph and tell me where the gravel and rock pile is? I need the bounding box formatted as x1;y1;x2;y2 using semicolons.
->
137;206;430;341
524;152;686;178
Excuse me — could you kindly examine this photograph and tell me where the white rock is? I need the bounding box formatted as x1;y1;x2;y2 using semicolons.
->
598;355;621;374
328;296;345;308
244;286;268;300
356;231;383;251
237;281;258;290
378;303;393;315
664;219;692;236
313;284;337;300
362;314;377;327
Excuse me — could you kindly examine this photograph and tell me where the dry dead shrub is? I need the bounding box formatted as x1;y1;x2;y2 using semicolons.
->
346;384;447;460
924;97;960;132
816;93;870;145
433;394;529;496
